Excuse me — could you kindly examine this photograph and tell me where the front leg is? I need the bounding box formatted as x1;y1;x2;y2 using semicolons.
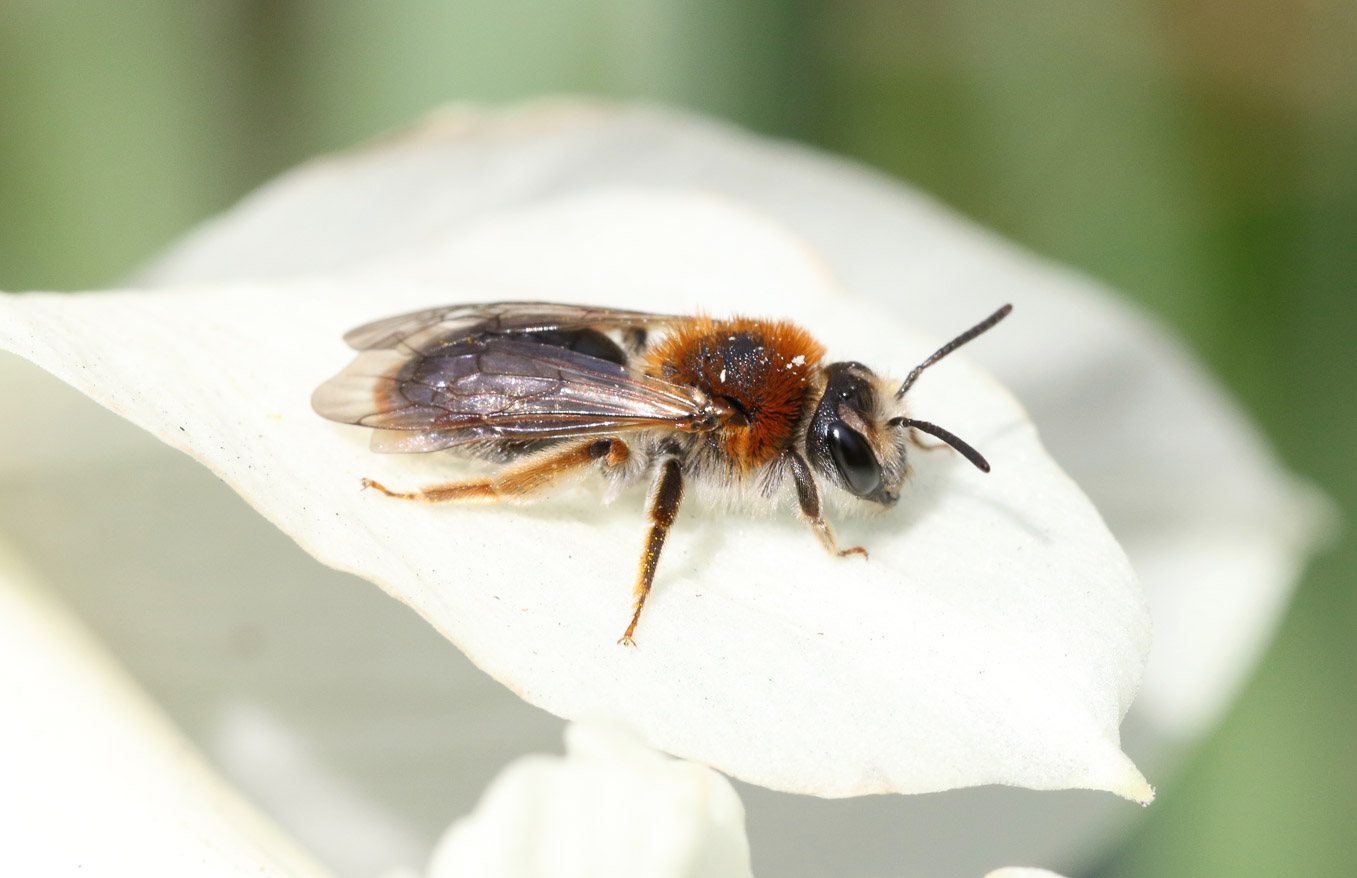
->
784;449;868;559
618;457;684;647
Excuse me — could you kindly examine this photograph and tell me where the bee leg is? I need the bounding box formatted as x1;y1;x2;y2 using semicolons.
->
364;438;630;503
619;457;684;647
784;449;868;560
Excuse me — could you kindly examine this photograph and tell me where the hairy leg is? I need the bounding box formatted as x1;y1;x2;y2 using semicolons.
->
784;448;868;559
619;457;684;646
363;437;630;503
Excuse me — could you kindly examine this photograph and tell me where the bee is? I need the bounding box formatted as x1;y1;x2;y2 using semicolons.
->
313;302;1012;645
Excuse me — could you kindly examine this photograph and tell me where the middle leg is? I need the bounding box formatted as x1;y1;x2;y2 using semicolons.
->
618;457;684;646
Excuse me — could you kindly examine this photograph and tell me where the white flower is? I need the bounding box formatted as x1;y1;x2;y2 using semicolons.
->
0;103;1326;877
423;720;1081;878
427;720;752;878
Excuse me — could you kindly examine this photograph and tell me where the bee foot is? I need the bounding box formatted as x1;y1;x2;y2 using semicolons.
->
361;477;402;498
838;546;869;560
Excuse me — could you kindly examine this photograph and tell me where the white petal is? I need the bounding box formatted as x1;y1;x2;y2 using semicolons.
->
428;721;751;878
143;101;1324;741
0;349;158;478
0;535;334;878
0;190;1149;803
985;870;1070;878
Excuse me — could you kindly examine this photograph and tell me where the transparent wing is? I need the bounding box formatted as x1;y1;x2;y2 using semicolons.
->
343;301;679;353
313;335;713;453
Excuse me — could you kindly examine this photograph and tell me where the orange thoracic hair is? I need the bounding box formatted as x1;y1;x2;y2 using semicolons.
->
642;316;827;470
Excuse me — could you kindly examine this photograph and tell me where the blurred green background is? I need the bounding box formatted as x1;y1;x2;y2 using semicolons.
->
1;2;1352;876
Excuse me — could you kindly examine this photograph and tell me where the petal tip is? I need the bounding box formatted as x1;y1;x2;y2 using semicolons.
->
1109;762;1156;806
1077;742;1155;804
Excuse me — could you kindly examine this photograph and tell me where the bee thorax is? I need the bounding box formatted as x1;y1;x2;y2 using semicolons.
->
643;317;825;470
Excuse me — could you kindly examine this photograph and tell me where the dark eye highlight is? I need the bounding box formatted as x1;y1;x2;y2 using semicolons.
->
827;422;882;497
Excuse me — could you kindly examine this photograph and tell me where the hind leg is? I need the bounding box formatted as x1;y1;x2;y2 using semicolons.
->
363;438;630;503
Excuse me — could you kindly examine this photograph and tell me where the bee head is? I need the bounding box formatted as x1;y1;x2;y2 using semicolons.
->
805;362;907;508
805;305;1012;508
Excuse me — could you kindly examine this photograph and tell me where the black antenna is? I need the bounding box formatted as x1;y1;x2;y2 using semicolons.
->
896;304;1012;398
888;417;991;472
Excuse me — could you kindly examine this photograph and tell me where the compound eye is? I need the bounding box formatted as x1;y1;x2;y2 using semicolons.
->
827;421;882;497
